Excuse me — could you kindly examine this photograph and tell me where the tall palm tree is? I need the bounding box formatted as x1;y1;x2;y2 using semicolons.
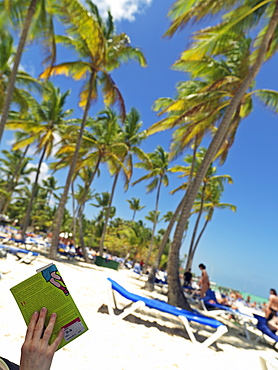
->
75;167;95;261
127;197;145;221
41;1;146;258
132;146;170;269
186;180;236;270
170;148;235;270
98;108;148;255
160;2;278;307
7;82;74;236
0;0;57;144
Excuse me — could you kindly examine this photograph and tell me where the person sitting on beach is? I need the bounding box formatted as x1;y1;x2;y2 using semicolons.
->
198;263;210;298
0;307;63;370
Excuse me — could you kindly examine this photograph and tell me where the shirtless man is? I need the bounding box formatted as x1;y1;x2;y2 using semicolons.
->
265;288;278;331
198;263;210;298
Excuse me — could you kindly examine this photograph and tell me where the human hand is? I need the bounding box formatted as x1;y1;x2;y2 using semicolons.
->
20;307;64;370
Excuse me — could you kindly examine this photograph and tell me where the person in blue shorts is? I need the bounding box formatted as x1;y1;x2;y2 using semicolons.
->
41;265;69;296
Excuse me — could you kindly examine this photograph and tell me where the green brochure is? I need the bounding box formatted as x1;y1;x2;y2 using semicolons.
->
10;262;88;350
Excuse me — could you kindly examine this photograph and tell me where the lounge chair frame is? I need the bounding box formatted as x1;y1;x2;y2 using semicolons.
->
106;278;227;348
0;244;39;264
199;290;258;334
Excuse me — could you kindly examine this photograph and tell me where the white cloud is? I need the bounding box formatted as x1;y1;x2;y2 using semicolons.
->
27;162;50;185
91;0;153;21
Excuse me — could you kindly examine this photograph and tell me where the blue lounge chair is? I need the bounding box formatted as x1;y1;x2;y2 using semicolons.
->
200;289;257;325
253;314;278;349
0;244;39;264
106;278;227;347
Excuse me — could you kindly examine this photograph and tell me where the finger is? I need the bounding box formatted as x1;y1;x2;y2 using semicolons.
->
25;311;39;341
33;307;47;341
50;327;64;353
42;312;57;343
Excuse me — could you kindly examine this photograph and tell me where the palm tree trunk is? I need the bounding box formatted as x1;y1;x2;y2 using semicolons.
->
132;210;136;221
71;180;77;242
49;71;95;259
145;146;198;292
144;178;162;269
0;0;38;145
21;146;47;238
77;205;90;263
185;183;206;271
99;171;119;256
188;216;210;269
77;156;101;212
144;194;184;291
167;2;278;308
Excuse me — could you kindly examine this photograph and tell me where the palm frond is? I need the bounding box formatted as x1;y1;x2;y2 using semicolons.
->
251;89;278;113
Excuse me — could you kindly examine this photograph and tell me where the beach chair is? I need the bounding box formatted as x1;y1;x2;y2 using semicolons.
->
0;244;39;264
253;314;278;349
199;289;257;325
106;278;228;348
259;354;278;370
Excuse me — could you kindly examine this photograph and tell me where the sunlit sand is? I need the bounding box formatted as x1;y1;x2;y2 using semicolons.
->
0;254;277;369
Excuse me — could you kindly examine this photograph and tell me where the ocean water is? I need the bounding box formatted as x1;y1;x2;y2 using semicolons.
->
239;291;268;305
215;285;268;305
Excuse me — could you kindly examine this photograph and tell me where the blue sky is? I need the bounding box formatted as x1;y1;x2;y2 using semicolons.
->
2;0;278;299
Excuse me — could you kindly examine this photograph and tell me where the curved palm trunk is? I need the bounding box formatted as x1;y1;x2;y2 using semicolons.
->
185;183;206;271
167;3;278;308
144;194;184;291
144;178;162;270
145;144;198;292
187;216;210;269
76;156;101;217
49;71;95;259
99;171;119;256
21;146;47;238
0;0;38;145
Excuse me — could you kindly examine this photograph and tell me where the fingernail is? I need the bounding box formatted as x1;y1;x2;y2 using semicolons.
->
41;307;47;313
33;311;39;315
51;313;57;318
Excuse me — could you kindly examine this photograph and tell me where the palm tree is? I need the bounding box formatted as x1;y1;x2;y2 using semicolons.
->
41;1;146;258
187;182;236;270
0;29;42;115
75;167;96;261
0;0;58;144
171;148;236;270
0;149;35;213
127;197;145;221
132;146;170;270
7;82;74;236
41;176;63;205
160;2;278;307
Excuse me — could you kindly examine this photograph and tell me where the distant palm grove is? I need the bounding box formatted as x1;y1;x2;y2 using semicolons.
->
0;0;278;308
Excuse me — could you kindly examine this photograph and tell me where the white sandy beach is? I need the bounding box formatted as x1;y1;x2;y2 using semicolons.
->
0;254;277;370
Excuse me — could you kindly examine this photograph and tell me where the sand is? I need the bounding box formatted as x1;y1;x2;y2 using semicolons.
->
0;253;278;370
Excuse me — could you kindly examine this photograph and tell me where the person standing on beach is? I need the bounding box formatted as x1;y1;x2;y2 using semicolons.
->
198;263;210;298
265;288;278;331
